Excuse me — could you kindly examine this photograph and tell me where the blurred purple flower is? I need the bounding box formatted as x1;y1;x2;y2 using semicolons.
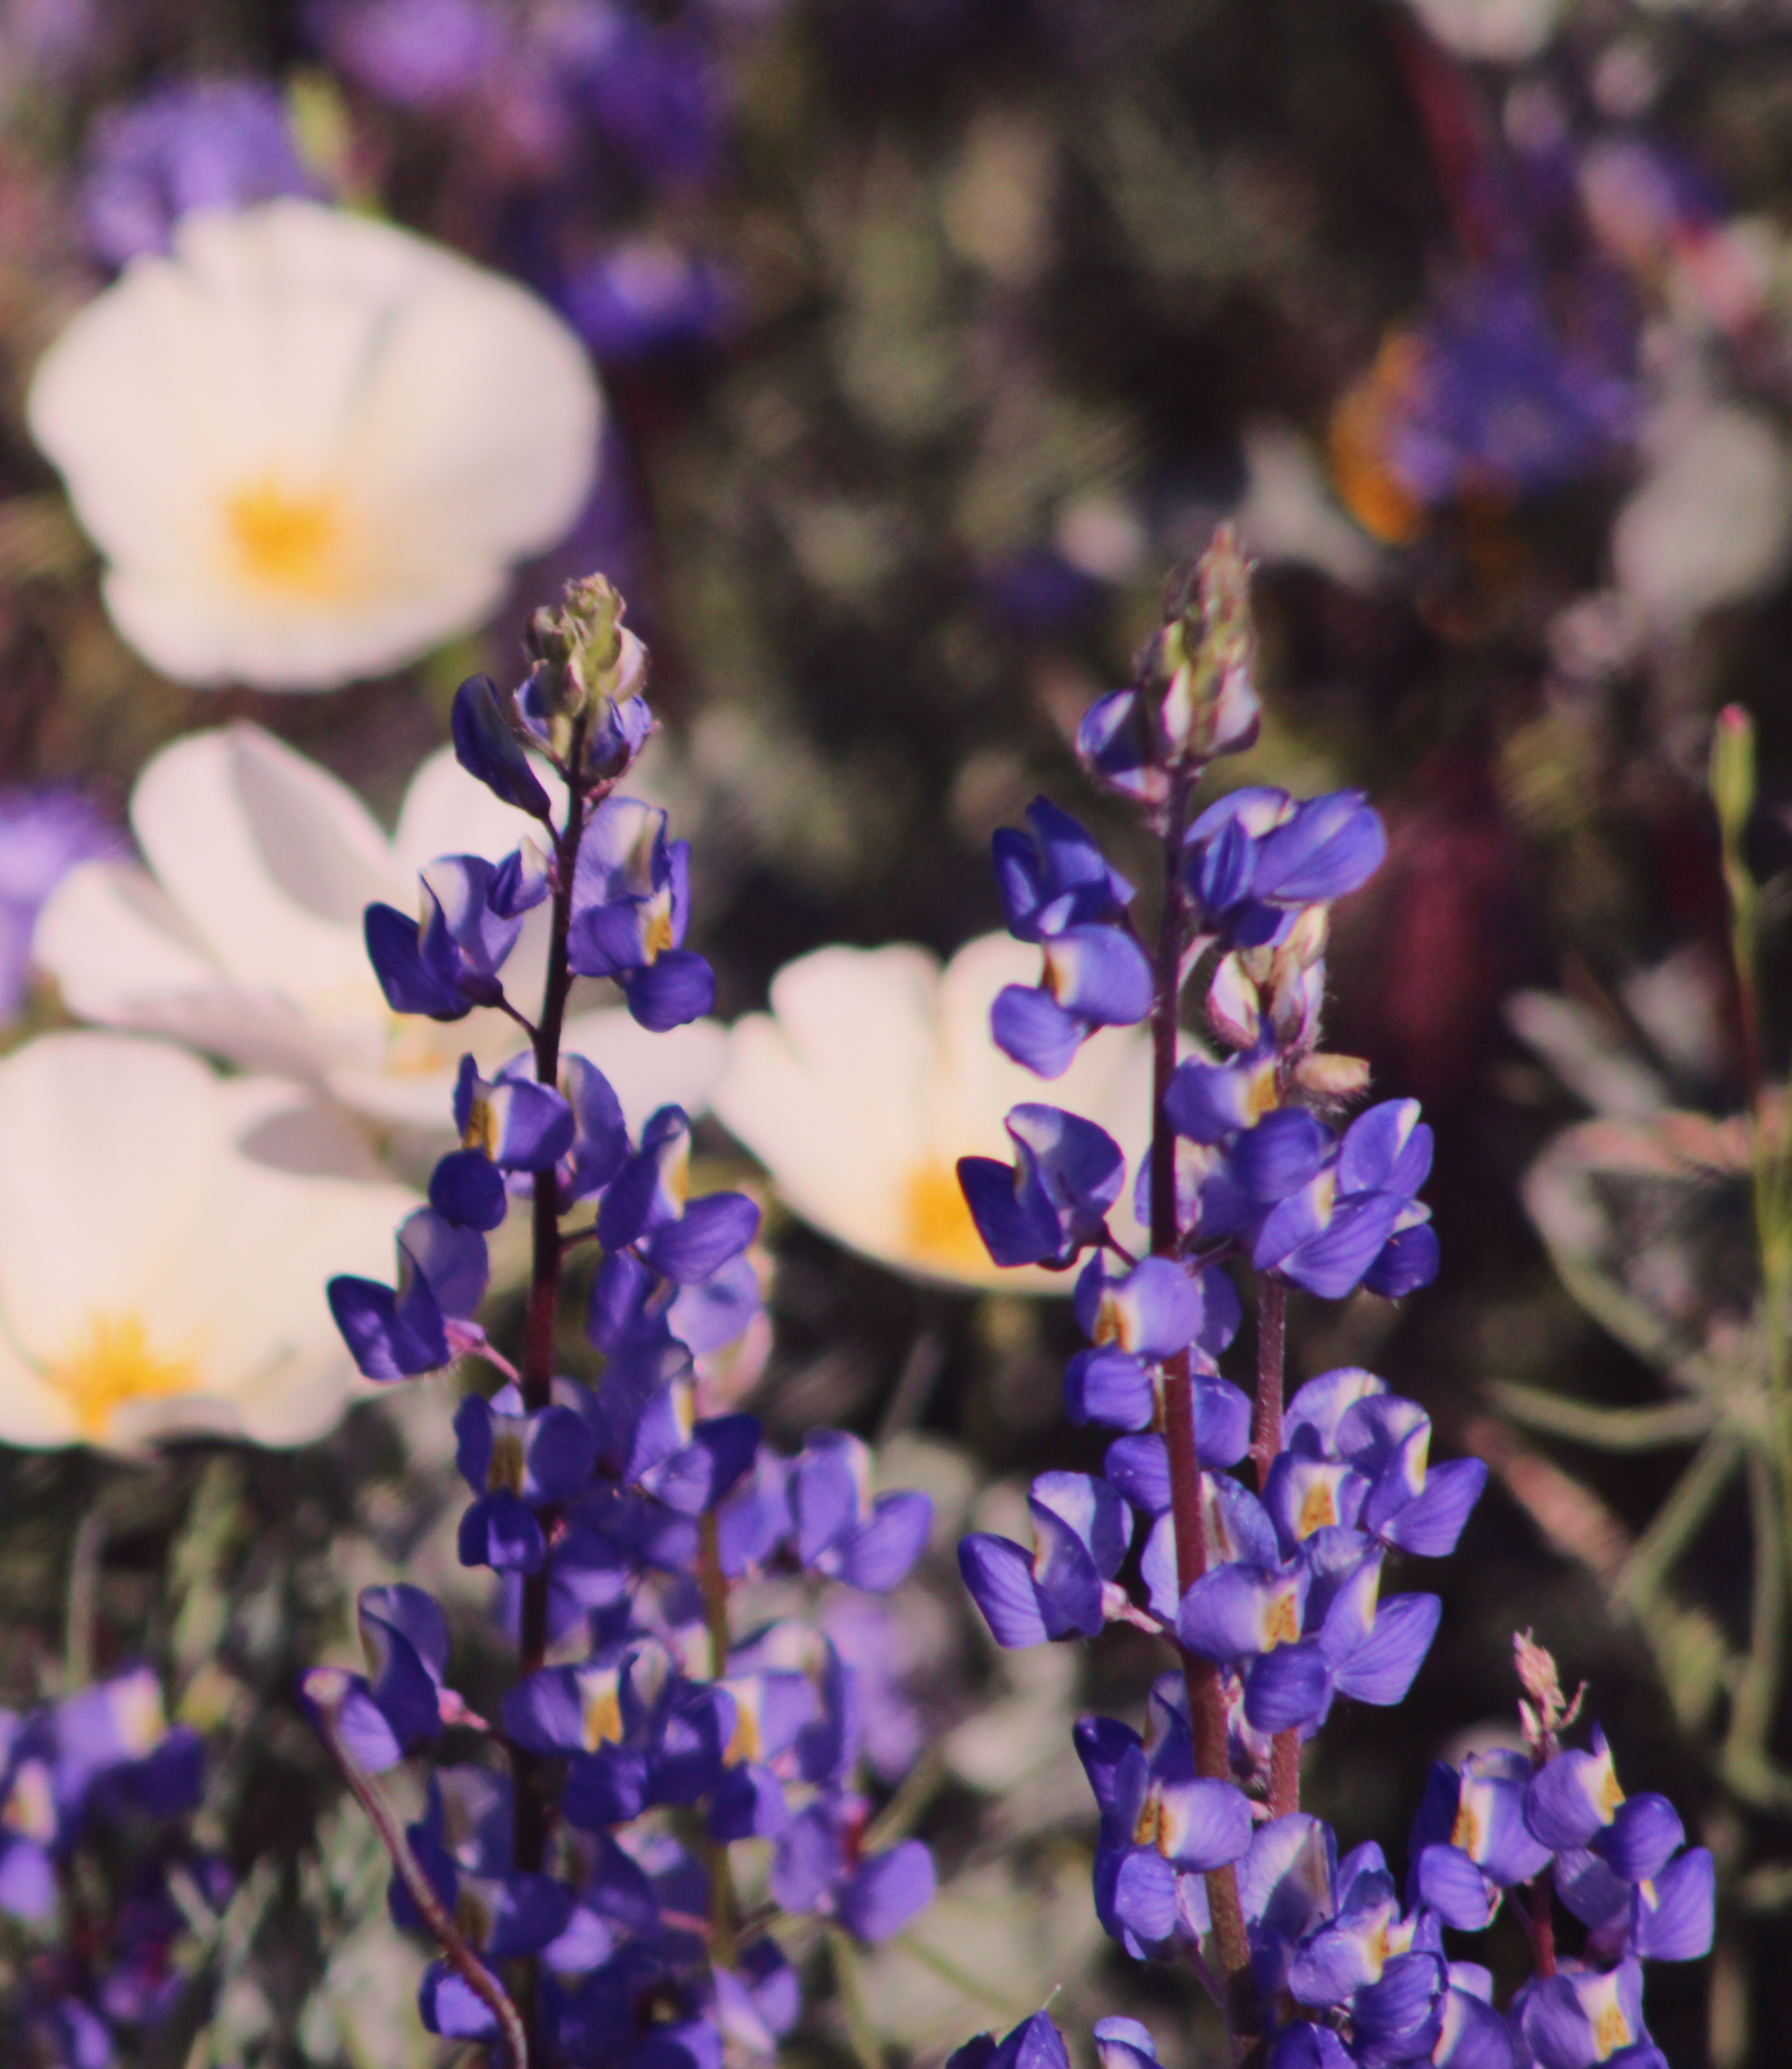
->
563;239;733;362
1392;272;1635;508
311;0;503;110
0;788;120;1020
81;80;314;268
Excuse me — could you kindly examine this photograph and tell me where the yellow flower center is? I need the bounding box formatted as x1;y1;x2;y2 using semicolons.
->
224;479;345;596
52;1311;202;1440
901;1158;989;1275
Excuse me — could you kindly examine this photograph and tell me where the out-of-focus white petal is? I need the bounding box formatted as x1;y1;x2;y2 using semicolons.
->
1406;0;1562;63
558;1007;730;1136
0;1033;415;1450
1614;397;1792;623
34;860;221;1018
714;933;1155;1293
28;198;602;691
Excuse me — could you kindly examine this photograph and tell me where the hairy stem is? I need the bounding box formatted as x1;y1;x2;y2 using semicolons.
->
696;1509;741;1963
1150;778;1255;2044
306;1670;529;2068
512;723;593;2051
1526;1875;1558;1980
1252;1279;1301;1817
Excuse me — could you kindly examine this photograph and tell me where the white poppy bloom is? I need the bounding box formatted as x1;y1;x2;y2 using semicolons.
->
34;723;725;1134
0;1033;418;1448
26;199;601;690
713;934;1155;1293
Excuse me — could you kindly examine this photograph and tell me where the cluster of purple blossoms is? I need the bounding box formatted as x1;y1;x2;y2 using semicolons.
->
0;1665;225;2065
308;0;755;365
946;529;1709;2067
307;576;936;2068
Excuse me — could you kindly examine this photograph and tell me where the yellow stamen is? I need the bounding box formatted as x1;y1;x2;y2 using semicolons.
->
1262;1588;1302;1649
52;1311;202;1440
223;479;345;595
901;1158;989;1275
1450;1801;1482;1856
1593;2005;1632;2058
1296;1481;1338;1537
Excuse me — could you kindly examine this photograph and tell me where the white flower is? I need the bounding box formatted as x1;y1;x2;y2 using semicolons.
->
1614;390;1792;624
34;722;725;1133
26;198;601;690
0;1033;418;1448
713;933;1154;1293
1405;0;1563;63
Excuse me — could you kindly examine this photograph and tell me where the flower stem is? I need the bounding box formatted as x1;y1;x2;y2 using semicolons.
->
1252;1278;1301;1818
512;727;593;2052
1151;776;1255;2045
306;1668;529;2069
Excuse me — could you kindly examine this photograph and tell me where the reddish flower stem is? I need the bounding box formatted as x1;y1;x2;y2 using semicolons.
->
1151;779;1255;2048
1251;1278;1301;1818
308;1669;530;2069
512;718;592;2052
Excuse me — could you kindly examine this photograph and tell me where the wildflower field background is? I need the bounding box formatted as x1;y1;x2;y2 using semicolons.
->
3;1;1792;2065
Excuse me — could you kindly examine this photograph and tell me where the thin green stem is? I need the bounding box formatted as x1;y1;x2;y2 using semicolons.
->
827;1925;883;2069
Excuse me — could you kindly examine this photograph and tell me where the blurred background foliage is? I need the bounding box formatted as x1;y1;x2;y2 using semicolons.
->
10;0;1792;2062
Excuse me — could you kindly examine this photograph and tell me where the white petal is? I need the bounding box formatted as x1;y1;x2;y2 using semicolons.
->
0;1036;417;1451
29;199;603;693
129;725;389;999
34;858;221;1020
558;1008;729;1133
393;745;564;877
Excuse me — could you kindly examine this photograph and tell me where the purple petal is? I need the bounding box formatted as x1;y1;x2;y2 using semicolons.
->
832;1492;933;1591
1332;1592;1440;1706
958;1535;1050;1648
1632;1846;1712;1960
1415;1844;1499;1931
1593;1794;1684;1883
1243;1641;1332;1732
991;983;1084;1078
837;1839;936;1941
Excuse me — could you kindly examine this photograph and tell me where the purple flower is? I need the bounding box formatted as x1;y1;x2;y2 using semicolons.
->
81;80;312;268
567;798;714;1030
958;1103;1125;1269
960;1471;1131;1648
1076;1685;1252;1958
1389;272;1636;508
991;923;1153;1078
994;797;1135;945
1409;1751;1551;1930
329;1205;490;1379
596;1106;760;1284
313;1586;452;1773
1251;1100;1437;1302
455;1055;576;1170
365;855;526;1020
564;240;733;363
451;672;554;819
792;1431;932;1591
1514;1958;1657;2069
0;788;120;1020
455;1385;599;1572
311;0;504;109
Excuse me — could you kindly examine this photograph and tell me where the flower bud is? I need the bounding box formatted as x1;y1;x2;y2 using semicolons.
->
1152;523;1261;766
